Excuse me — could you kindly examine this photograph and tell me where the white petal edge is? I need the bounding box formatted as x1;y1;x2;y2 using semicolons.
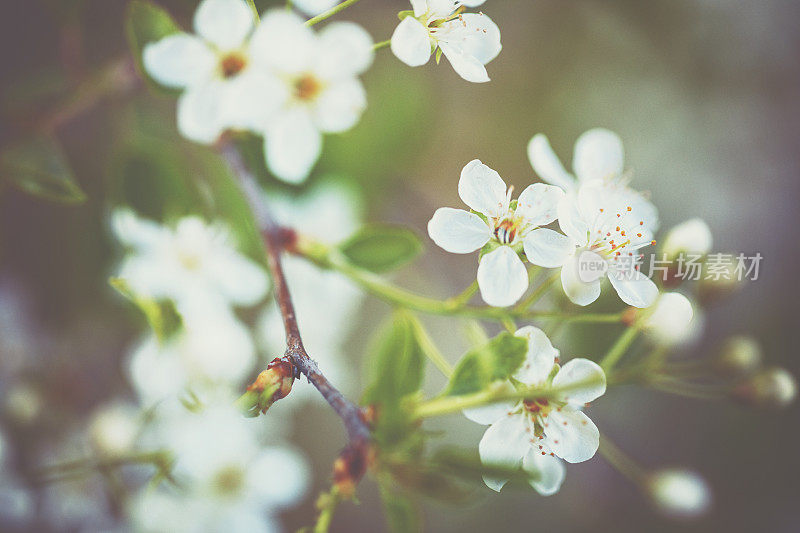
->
527;134;576;192
552;358;606;405
312;79;367;133
390;17;432;67
142;34;216;89
194;0;254;51
427;207;491;254
177;82;227;144
573;128;624;183
477;246;529;307
607;269;659;308
315;22;374;78
458;159;508;218
439;42;490;83
478;414;530;492
544;408;599;463
522;448;566;496
523;228;574;269
516;183;565;227
560;255;601;306
513;326;559;386
264;109;322;184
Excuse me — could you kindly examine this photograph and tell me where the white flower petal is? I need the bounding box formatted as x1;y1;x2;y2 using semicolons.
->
523;228;574;269
478;414;530;492
292;0;338;16
458;159;508;218
439;13;501;65
439;42;490;83
427;207;491;254
556;193;589;246
110;209;167;250
522;448;565;496
661;218;713;258
560;255;601;306
221;70;288;131
460;0;487;7
427;0;459;18
607;269;659;308
410;0;429;18
315;22;374;78
463;396;516;425
205;252;269;306
544;408;599;463
312;79;367;133
264;109;322;183
572;128;624;183
515;183;564;226
391;17;432;67
552;359;606;405
250;10;316;74
513;326;559;385
643;292;695;345
247;447;310;508
194;0;254;50
177;81;227;144
527;134;576;191
477;246;529;307
142;34;216;89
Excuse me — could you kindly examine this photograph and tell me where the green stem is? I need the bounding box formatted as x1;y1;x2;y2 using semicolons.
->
514;269;557;312
245;0;260;22
600;326;640;372
447;279;479;307
372;39;391;51
35;451;170;483
313;488;342;533
413;375;604;419
407;312;453;377
305;0;362;26
597;433;647;486
464;320;489;347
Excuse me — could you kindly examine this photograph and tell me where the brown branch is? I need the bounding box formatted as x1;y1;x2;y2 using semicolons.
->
219;140;371;492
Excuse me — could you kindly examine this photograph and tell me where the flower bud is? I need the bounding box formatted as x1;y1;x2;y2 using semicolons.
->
243;357;295;414
661;218;713;259
640;292;697;345
697;259;743;304
88;403;141;456
647;469;711;519
734;367;797;408
714;336;762;376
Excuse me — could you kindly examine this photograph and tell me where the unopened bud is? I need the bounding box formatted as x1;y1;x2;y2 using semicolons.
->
714;336;762;376
242;357;295;414
734;367;797;408
647;468;712;519
640;292;697;345
661;218;713;259
332;442;371;498
88;403;140;456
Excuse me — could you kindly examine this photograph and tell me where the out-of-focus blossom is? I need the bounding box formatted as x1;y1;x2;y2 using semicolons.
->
0;430;34;526
391;1;501;83
525;180;660;307
143;0;283;143
464;327;606;495
661;218;713;259
88;402;142;457
112;209;268;312
130;405;309;532
249;11;374;183
640;292;697;345
292;0;338;17
714;335;762;376
528;128;626;193
428;159;564;307
736;367;797;408
3;382;44;425
647;469;712;519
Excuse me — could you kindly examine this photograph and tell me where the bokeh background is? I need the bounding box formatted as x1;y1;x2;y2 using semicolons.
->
1;0;799;531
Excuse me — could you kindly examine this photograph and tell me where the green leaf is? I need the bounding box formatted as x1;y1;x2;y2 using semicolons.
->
443;333;527;397
364;311;425;405
397;10;415;20
379;482;421;533
339;225;422;273
125;0;181;88
0;135;86;203
109;277;182;341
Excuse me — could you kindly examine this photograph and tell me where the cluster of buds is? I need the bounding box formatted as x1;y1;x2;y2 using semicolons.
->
237;357;295;416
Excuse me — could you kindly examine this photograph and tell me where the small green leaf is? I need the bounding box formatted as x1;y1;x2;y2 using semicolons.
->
125;0;181;87
364;311;425;405
397;10;415;20
0;135;86;203
444;333;527;397
379;482;421;533
109;277;182;341
339;225;422;273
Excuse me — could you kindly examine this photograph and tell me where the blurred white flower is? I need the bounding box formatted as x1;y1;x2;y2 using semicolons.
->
88;402;142;457
249;11;374;183
528;128;626;193
292;0;338;17
142;0;284;144
641;292;696;345
391;1;501;83
127;305;256;407
525;180;660;307
112;209;268;311
464;327;606;494
737;367;797;408
647;469;712;519
714;335;762;376
0;430;34;527
428;159;564;307
661;218;713;258
131;405;309;532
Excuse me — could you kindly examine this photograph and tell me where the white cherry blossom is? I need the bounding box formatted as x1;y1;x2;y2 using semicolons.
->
391;1;501;83
112;209;268;311
524;179;660;307
641;292;697;345
647;469;711;519
661;217;713;258
527;128;626;193
464;327;606;495
142;0;283;144
428;160;564;307
249;11;374;183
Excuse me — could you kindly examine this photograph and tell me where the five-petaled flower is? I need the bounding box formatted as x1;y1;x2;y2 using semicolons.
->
143;0;284;144
391;0;501;83
427;160;564;307
464;326;606;495
248;11;374;183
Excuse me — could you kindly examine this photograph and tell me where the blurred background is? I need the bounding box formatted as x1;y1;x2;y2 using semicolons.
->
1;0;799;531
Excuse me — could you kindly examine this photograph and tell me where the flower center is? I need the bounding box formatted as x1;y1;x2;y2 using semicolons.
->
293;74;322;101
523;398;552;417
493;217;521;244
219;52;247;79
212;465;246;496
